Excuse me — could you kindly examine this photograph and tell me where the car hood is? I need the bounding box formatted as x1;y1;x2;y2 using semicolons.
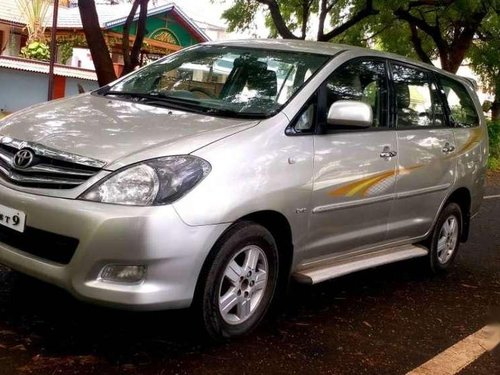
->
0;94;259;168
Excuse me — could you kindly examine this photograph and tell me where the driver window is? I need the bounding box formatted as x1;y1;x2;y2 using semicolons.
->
325;59;388;128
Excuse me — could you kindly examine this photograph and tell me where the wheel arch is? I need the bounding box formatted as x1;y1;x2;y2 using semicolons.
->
193;210;295;306
236;210;294;281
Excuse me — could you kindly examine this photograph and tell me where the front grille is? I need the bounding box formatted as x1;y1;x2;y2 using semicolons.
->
0;137;105;189
0;225;79;265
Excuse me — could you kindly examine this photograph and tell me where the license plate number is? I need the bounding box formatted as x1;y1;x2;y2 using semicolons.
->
0;204;26;233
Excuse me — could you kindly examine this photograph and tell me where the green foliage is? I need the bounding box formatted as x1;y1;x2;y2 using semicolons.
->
468;12;500;95
16;0;51;44
59;42;74;65
20;41;50;61
488;120;500;170
221;0;374;40
222;0;260;33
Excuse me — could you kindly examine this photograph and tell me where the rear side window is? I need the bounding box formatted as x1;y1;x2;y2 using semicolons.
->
391;64;446;128
438;77;479;128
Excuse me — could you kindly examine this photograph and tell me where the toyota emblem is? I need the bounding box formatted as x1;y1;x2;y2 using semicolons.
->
13;149;35;169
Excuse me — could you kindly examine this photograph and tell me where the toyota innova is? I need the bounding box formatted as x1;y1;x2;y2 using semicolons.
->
0;40;488;338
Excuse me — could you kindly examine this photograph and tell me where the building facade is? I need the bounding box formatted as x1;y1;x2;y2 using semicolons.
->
0;0;224;113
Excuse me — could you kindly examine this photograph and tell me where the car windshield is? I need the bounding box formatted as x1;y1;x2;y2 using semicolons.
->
100;45;330;118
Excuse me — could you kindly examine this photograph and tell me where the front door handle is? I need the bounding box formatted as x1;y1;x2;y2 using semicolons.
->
380;146;397;159
442;143;456;154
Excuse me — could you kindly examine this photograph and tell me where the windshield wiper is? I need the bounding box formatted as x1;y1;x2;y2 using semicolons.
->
102;91;205;111
103;91;151;99
102;91;268;118
205;108;267;119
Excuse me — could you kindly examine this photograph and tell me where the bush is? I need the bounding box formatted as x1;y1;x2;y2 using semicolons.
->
21;41;50;61
487;120;500;170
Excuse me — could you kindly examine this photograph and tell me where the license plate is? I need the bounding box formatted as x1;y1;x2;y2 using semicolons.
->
0;203;26;233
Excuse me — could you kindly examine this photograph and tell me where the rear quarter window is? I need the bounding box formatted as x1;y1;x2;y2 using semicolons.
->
439;76;479;128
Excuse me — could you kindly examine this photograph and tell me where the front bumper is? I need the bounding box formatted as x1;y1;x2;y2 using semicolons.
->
0;184;229;310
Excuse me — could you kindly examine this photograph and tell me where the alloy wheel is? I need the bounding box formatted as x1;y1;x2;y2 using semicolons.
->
218;245;269;325
437;215;459;264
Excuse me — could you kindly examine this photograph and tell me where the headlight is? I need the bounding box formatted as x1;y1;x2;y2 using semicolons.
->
79;156;211;206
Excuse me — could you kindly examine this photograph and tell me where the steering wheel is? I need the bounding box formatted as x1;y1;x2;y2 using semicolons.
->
188;87;217;99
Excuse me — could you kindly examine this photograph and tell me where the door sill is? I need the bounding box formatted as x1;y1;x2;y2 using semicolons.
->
293;244;428;284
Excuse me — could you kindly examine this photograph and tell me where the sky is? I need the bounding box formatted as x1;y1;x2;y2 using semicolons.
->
170;0;233;27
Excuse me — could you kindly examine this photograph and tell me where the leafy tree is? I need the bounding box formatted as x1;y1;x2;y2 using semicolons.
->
357;1;498;118
16;0;51;61
388;0;494;73
223;1;495;74
78;0;150;86
222;0;379;41
468;11;500;120
221;0;499;118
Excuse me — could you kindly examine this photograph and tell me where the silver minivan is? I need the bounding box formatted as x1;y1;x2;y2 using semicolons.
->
0;40;488;338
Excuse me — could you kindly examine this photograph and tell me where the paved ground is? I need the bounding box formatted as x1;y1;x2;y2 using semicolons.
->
0;173;499;374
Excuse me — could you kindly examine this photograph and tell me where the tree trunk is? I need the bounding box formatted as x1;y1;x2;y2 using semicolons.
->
492;78;500;122
121;0;140;75
125;0;149;76
78;0;116;86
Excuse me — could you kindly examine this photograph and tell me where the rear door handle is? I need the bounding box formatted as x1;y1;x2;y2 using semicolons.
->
380;146;397;159
442;143;456;154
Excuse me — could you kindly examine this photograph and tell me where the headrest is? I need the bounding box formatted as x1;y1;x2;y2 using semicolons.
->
395;83;411;109
247;69;277;97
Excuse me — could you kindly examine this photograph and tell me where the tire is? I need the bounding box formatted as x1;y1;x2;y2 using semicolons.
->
428;202;462;273
197;222;279;340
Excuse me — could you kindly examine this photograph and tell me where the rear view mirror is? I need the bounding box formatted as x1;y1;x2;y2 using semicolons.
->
327;100;373;129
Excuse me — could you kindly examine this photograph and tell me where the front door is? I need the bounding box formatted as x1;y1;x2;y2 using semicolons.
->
306;58;398;260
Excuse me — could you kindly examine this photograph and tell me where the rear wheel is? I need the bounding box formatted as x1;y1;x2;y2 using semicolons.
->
197;222;279;339
428;202;462;273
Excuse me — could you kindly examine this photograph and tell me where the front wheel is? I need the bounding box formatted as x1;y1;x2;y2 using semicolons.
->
428;202;462;273
197;222;279;339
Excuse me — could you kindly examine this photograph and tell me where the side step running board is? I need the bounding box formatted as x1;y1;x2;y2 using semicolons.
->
293;244;429;285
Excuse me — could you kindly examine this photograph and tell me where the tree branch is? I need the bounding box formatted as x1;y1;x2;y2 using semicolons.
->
130;0;148;66
78;0;116;85
256;0;300;39
394;6;448;61
320;0;379;41
317;0;329;40
408;23;433;65
408;0;456;9
300;0;310;39
122;0;140;74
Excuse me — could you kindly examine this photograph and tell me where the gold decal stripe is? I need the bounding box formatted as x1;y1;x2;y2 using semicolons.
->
329;170;395;197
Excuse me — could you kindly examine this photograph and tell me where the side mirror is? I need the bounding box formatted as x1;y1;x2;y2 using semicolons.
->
327;100;373;129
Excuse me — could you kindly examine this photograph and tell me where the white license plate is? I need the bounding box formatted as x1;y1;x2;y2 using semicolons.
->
0;203;26;233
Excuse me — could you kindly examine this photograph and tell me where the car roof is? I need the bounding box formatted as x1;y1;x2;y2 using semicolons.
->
205;38;348;56
203;39;474;90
